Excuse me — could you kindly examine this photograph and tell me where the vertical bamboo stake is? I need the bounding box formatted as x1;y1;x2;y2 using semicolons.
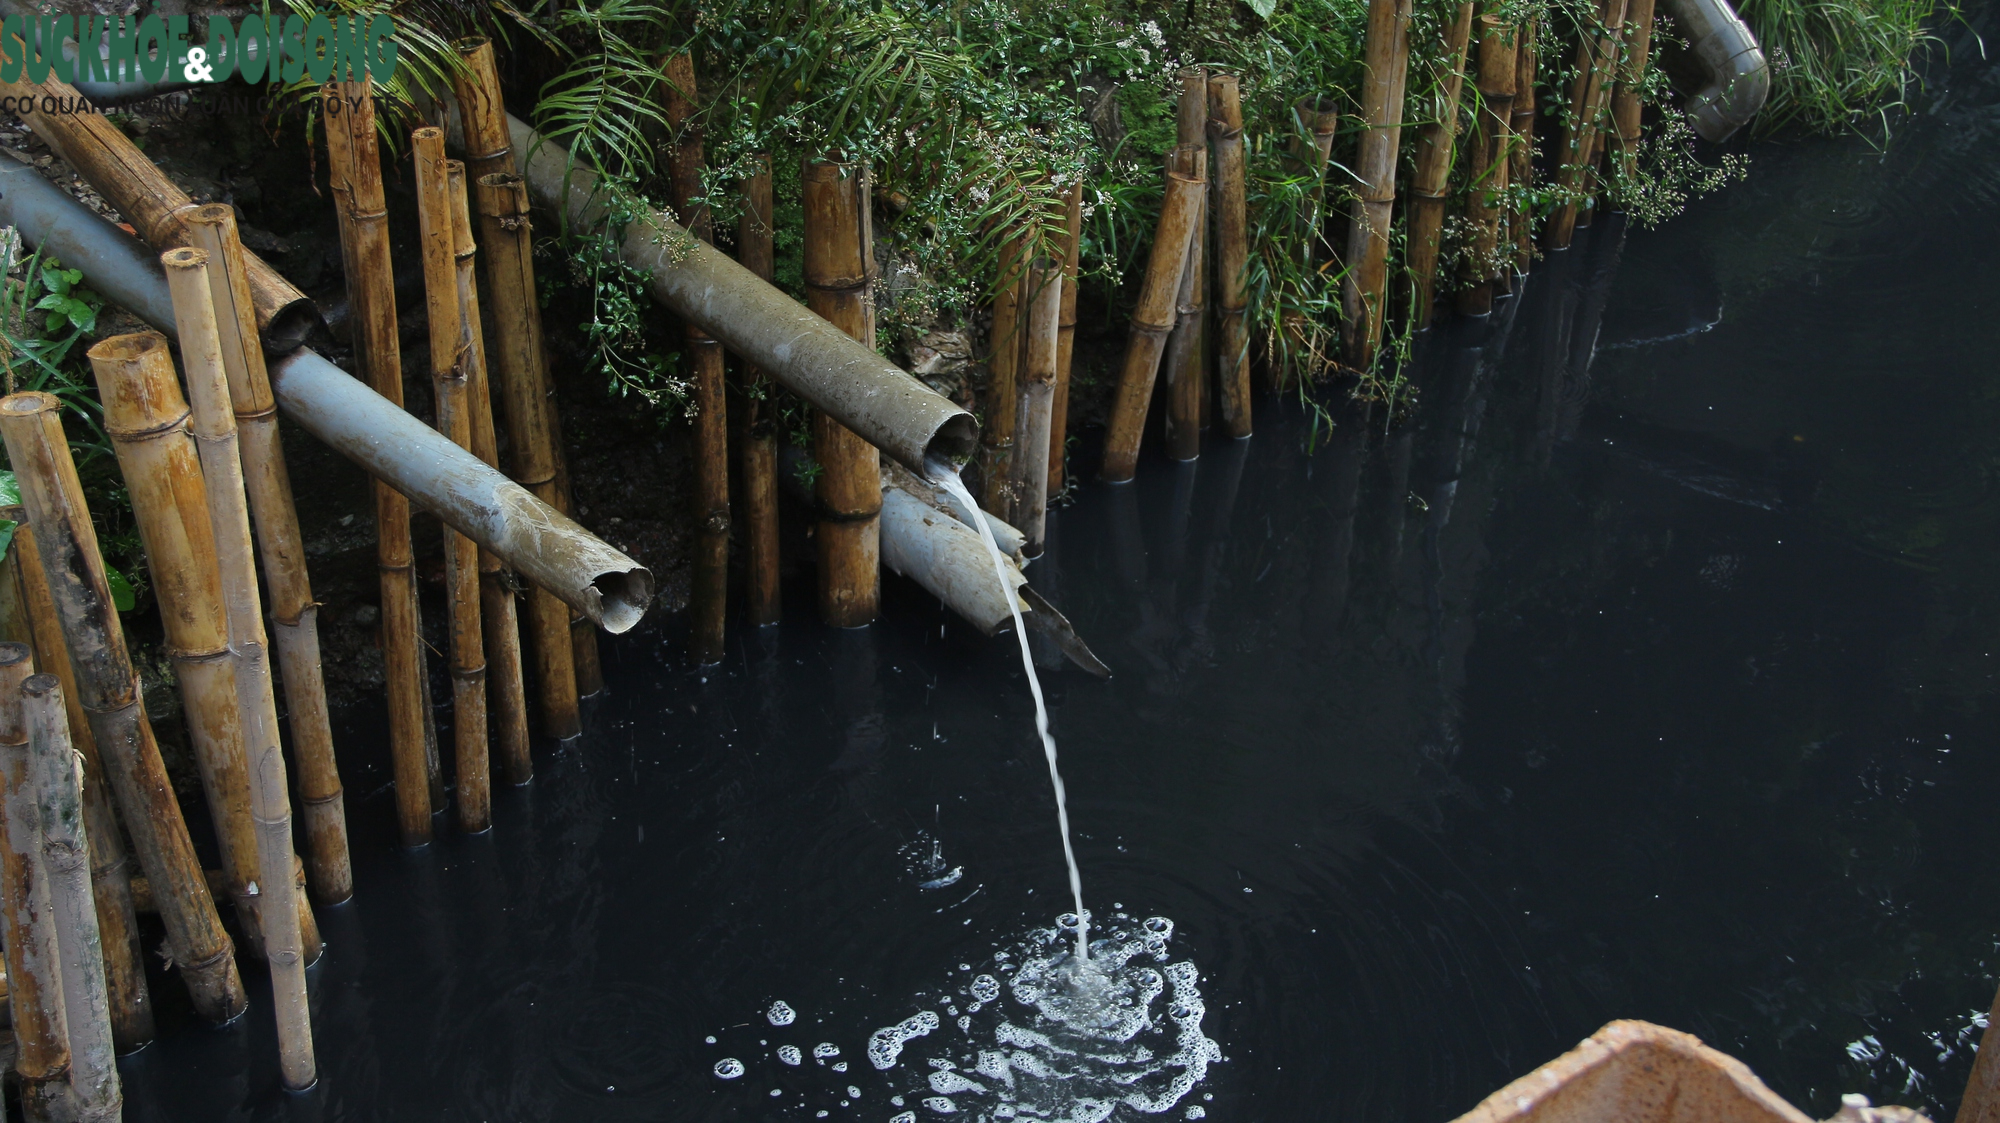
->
0;392;244;1024
452;41;597;718
663;53;730;664
1046;183;1083;495
1510;21;1540;270
1101;146;1206;483
162;250;314;1088
1343;0;1416;369
1546;0;1627;249
444;169;532;787
0;642;72;1123
1164;68;1210;464
7;515;151;1052
1208;74;1252;438
325;78;436;845
737;155;783;627
1610;0;1657;184
1406;1;1477;330
90;333;269;956
23;674;120;1121
981;233;1027;516
1281;96;1341;392
1460;15;1520;316
802;157;881;627
415;131;491;833
0;540;26;644
182;204;352;904
1010;259;1062;557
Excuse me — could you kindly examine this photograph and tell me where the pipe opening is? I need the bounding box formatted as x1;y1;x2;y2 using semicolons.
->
590;567;655;635
261;297;321;356
924;413;979;470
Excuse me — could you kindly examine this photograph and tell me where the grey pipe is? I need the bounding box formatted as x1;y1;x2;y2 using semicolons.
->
431;99;977;476
1659;0;1769;141
0;156;654;632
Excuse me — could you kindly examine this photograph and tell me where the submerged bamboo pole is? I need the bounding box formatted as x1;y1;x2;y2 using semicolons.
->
1011;258;1062;557
1209;74;1252;439
663;53;730;665
1461;15;1520;316
1510;22;1540;270
446;168;532;787
1343;0;1416;369
0;642;72;1123
24;674;120;1121
1547;0;1628;249
325;78;437;846
415;131;491;833
1102;146;1206;483
1611;0;1658;184
0;392;245;1024
1406;1;1477;330
162;250;315;1089
91;333;270;956
1164;68;1210;463
982;233;1027;516
802;157;882;627
738;155;783;627
7;516;152;1051
182;204;352;904
454;40;584;738
1047;183;1083;494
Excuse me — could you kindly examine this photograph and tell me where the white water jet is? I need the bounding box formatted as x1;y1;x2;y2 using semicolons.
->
931;463;1089;962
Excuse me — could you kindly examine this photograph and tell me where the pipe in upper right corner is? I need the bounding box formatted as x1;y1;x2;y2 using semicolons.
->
1659;0;1771;141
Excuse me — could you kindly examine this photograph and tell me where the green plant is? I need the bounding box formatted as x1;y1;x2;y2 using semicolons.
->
1736;0;1943;135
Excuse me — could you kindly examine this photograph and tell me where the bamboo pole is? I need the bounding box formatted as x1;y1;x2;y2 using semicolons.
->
1101;146;1206;483
23;674;120;1121
1208;74;1252;439
663;53;730;665
6;514;152;1052
1343;0;1416;369
737;155;783;627
802;157;881;628
1611;0;1658;184
1406;1;1477;330
1510;21;1540;270
453;41;584;738
1460;15;1520;316
1546;0;1628;249
162;249;315;1088
1047;183;1083;494
1164;67;1210;463
0;392;244;1024
181;204;352;904
445;168;532;787
0;642;72;1123
981;233;1027;516
0;539;25;644
324;78;437;846
415;131;492;833
90;333;271;957
1010;258;1062;557
1280;95;1341;392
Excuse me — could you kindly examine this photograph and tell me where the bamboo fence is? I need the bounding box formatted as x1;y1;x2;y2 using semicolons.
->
737;155;783;627
1406;1;1477;330
1102;145;1205;483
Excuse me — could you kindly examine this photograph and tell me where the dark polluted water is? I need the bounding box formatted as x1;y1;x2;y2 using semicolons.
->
121;11;2000;1121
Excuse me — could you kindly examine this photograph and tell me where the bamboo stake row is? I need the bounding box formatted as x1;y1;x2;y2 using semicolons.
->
1547;0;1629;249
1460;14;1521;317
1343;0;1416;370
1510;21;1541;272
1209;74;1252;439
1102;145;1205;483
1164;67;1210;463
1010;258;1062;556
737;155;784;628
1406;1;1477;330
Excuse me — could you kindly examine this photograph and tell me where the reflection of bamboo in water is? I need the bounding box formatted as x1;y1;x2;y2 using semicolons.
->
0;392;244;1024
5;513;152;1050
1406;2;1476;331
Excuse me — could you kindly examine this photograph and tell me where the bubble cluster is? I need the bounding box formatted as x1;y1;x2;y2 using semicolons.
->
778;1045;802;1066
868;1011;942;1070
813;1042;841;1060
712;1058;745;1080
767;1000;797;1026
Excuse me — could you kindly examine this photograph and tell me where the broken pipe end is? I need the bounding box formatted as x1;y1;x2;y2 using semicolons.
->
588;565;655;635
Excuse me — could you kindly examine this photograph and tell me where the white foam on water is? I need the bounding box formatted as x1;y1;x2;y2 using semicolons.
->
925;1097;958;1113
871;1011;943;1070
815;1042;842;1059
779;1045;803;1066
713;1058;745;1080
768;1000;798;1026
931;467;1088;960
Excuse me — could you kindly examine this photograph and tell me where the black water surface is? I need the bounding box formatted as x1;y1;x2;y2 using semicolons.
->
118;9;2000;1120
